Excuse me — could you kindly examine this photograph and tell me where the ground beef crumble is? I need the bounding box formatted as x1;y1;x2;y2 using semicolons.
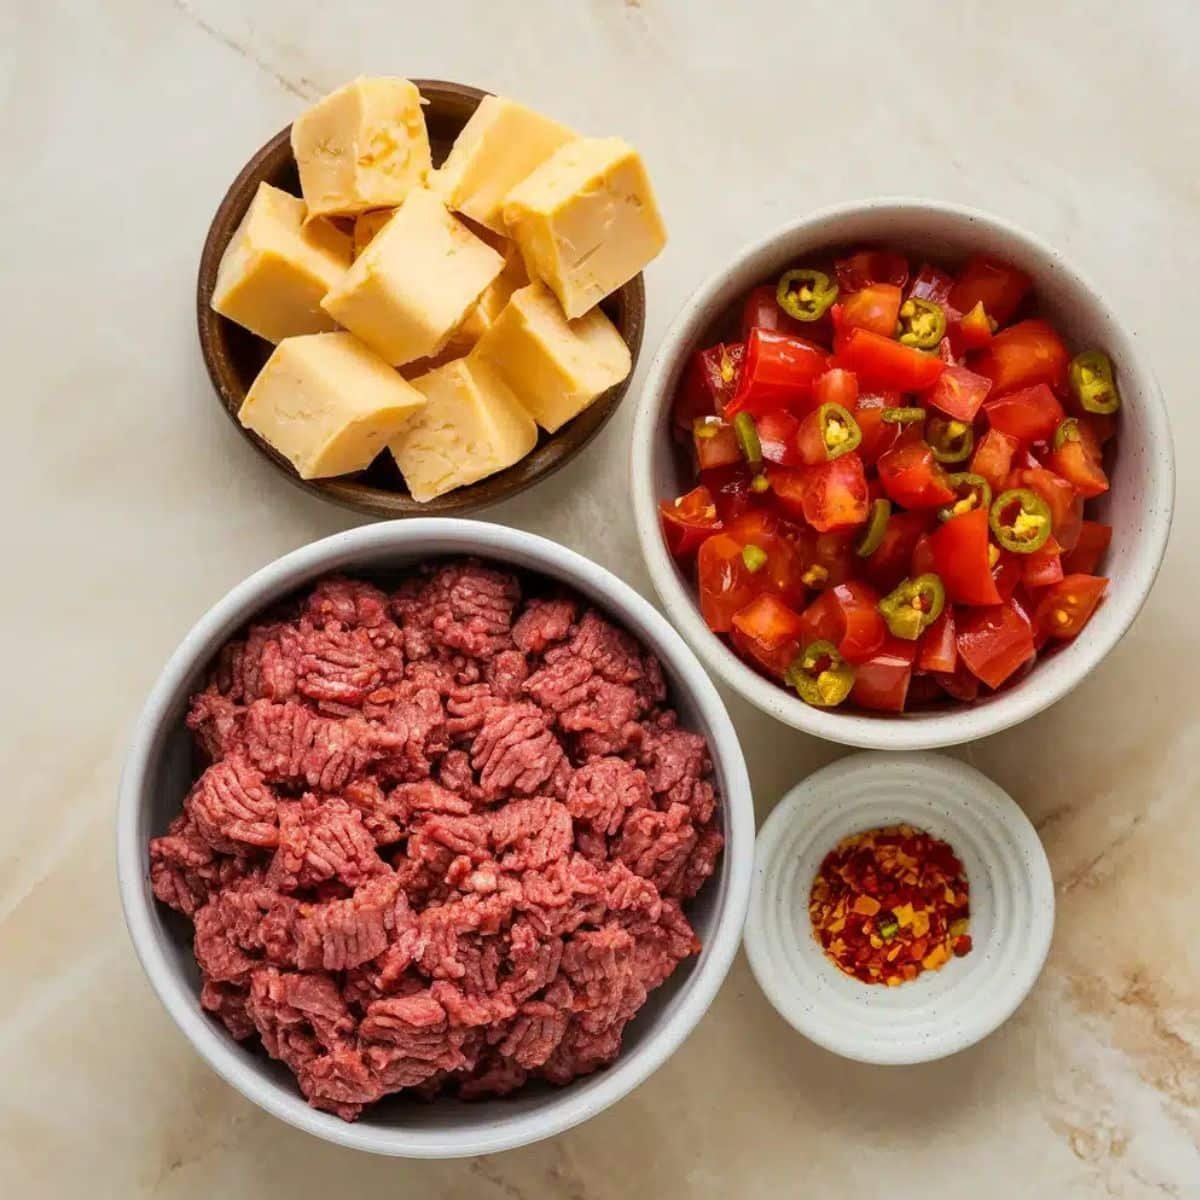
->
151;562;723;1120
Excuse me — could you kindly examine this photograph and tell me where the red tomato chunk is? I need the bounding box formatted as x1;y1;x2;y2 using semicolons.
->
658;246;1118;714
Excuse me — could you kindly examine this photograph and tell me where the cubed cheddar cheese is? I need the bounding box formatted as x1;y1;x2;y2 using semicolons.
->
352;209;394;259
211;182;352;343
503;137;666;318
435;95;575;234
291;77;431;219
322;188;504;365
390;358;537;501
239;332;425;479
473;282;630;432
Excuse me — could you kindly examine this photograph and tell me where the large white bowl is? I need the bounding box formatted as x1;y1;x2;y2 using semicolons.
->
117;519;754;1158
632;198;1174;750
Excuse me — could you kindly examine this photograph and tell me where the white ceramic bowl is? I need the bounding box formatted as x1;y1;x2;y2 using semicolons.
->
117;519;754;1158
744;752;1054;1064
631;198;1174;749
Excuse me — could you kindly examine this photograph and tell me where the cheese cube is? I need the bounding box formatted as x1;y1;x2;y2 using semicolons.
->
473;282;630;432
390;358;537;501
239;332;426;479
322;188;504;365
503;137;667;318
435;95;575;234
211;182;352;343
291;77;431;219
352;209;394;258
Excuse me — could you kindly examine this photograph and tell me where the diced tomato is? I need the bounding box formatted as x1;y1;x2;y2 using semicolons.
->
948;256;1032;327
725;329;829;417
1080;412;1117;444
673;342;745;429
1033;574;1108;640
840;283;903;338
836;328;946;392
933;661;981;702
659;485;722;558
949;301;996;354
877;442;956;509
970;319;1069;395
1006;467;1083;551
925;364;992;422
740;284;809;341
765;464;809;520
731;593;806;677
797;580;886;665
756;409;802;466
907;264;955;307
813;368;859;410
1046;433;1109;498
836;249;909;294
852;392;902;465
917;608;957;673
851;636;917;712
1062;521;1112;575
693;419;742;470
928;509;1002;605
957;601;1036;689
701;464;755;522
723;509;806;607
983;384;1064;444
697;533;764;632
910;531;937;578
800;454;870;532
992;551;1022;602
790;527;857;591
970;428;1020;493
860;510;932;591
1022;545;1064;589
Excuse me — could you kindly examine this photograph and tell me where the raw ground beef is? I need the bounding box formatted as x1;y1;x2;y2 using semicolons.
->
151;563;724;1120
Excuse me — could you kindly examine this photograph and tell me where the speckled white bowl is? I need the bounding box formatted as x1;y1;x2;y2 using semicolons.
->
631;198;1174;749
117;519;754;1158
744;752;1054;1064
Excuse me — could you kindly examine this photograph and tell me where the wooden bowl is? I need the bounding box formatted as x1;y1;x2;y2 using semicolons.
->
196;79;646;519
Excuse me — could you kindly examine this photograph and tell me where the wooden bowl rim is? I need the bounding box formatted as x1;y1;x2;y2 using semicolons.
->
196;78;645;519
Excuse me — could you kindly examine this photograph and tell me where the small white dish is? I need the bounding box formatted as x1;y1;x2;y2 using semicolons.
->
744;751;1053;1065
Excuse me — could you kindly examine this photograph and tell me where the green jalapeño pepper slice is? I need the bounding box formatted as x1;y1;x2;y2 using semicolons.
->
878;574;946;640
733;411;762;464
989;488;1053;553
777;268;838;323
937;472;992;523
1053;417;1083;449
927;415;975;464
880;406;926;425
855;498;892;557
896;297;947;349
816;403;863;460
786;640;855;707
1069;350;1120;415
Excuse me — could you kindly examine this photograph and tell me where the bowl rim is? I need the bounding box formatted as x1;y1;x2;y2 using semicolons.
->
630;196;1175;750
743;751;1055;1064
195;78;646;520
116;518;754;1157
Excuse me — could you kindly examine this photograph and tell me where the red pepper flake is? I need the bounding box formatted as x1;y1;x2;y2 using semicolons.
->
809;824;971;986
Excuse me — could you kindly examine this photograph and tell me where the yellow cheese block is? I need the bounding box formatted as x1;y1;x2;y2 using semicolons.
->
211;182;352;343
389;358;537;501
321;188;504;366
239;332;426;479
291;77;431;219
352;208;395;259
503;137;667;319
473;282;630;432
434;95;575;234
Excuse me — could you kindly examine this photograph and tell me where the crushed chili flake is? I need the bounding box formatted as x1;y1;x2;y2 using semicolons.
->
809;824;972;986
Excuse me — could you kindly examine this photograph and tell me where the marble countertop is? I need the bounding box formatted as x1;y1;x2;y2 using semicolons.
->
4;1;1198;1195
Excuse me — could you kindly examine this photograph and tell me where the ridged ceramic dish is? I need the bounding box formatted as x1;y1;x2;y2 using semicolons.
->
744;752;1054;1064
630;198;1174;749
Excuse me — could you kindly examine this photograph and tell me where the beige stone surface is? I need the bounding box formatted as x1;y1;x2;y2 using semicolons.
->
2;1;1197;1195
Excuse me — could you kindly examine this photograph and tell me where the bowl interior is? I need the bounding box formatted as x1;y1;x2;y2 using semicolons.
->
122;524;748;1156
635;201;1172;749
196;80;645;519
